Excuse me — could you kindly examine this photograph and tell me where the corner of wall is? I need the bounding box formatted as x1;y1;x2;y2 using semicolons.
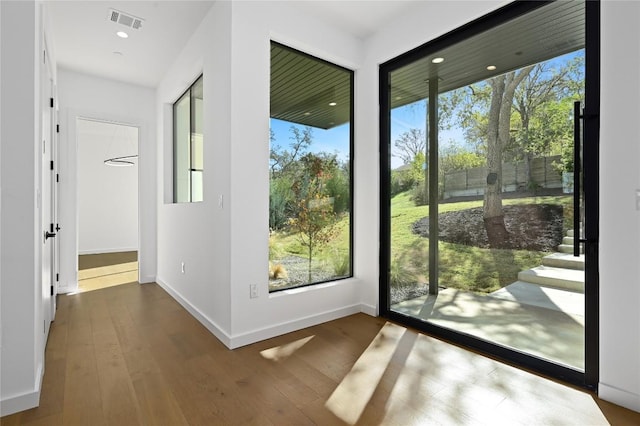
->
598;383;640;413
155;278;232;348
0;363;43;417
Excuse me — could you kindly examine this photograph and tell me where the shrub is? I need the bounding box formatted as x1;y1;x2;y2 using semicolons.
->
389;257;417;288
270;177;294;230
269;262;288;279
330;249;350;277
268;233;286;260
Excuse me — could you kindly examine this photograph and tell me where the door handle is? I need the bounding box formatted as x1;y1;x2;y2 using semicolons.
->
44;231;56;241
573;101;582;257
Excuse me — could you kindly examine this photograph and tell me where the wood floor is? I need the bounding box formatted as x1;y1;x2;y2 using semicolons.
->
78;252;138;293
2;282;639;425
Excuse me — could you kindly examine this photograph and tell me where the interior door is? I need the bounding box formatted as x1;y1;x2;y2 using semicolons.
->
52;83;60;316
41;46;56;334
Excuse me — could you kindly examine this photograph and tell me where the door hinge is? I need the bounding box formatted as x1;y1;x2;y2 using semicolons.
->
56;173;60;183
50;160;54;170
50;223;54;233
50;98;54;108
50;285;54;296
56;273;59;282
56;124;60;133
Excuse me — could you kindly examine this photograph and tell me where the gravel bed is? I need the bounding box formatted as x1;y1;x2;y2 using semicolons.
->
269;256;336;291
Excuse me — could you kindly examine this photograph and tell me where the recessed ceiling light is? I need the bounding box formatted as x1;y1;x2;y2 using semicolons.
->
116;31;129;38
395;96;403;100
432;57;444;64
304;112;311;116
329;102;337;106
113;51;124;56
487;65;497;71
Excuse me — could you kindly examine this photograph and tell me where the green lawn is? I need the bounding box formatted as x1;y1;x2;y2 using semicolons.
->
270;191;571;294
390;192;571;293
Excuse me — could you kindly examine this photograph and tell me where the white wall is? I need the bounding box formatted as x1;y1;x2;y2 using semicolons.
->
0;0;45;415
156;0;233;343
156;1;367;348
599;0;640;413
77;119;138;254
228;2;365;345
57;69;156;289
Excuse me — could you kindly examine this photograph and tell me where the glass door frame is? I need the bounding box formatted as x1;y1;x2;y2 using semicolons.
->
378;0;600;390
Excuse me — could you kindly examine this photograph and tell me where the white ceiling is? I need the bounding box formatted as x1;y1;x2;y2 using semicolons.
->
47;1;215;88
289;0;421;39
46;0;419;88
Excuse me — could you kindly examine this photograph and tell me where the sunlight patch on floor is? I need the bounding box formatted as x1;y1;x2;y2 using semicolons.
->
325;322;406;425
78;261;138;293
260;335;315;362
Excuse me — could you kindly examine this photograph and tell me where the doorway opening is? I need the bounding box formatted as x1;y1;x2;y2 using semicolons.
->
76;118;139;292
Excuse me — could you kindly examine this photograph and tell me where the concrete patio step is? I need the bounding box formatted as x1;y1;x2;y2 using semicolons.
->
518;265;584;292
558;229;584;253
558;243;584;254
490;281;584;316
542;252;585;270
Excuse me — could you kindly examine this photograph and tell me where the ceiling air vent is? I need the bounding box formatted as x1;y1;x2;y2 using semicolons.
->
108;9;144;31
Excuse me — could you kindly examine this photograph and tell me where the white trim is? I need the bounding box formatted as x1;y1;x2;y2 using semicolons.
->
78;247;138;255
139;275;155;284
229;304;363;349
359;303;377;317
155;278;374;350
0;364;43;416
155;278;232;347
599;382;640;413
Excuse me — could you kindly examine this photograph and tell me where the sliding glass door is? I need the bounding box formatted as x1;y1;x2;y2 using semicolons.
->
380;0;599;388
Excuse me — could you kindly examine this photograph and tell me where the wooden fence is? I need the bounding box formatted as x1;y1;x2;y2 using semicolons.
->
443;155;562;199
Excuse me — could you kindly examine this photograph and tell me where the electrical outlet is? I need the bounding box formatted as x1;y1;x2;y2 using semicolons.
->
250;284;258;299
181;262;185;274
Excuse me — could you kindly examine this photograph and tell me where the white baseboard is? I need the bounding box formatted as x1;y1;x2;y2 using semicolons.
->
0;364;43;416
155;278;376;350
139;275;155;284
78;247;138;255
599;382;640;413
359;303;378;317
229;304;364;349
155;278;232;347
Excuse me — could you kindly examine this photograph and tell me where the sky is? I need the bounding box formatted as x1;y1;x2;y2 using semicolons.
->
270;118;351;164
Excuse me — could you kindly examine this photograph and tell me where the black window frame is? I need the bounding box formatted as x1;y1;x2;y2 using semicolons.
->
269;41;355;293
173;74;204;203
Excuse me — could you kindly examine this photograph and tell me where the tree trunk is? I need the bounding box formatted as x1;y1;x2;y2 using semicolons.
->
484;68;533;248
308;243;313;283
484;76;509;247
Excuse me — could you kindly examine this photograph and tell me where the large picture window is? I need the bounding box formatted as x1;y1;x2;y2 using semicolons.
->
269;42;353;292
174;75;203;203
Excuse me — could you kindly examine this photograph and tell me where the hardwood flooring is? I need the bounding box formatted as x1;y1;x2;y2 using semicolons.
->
2;282;639;425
